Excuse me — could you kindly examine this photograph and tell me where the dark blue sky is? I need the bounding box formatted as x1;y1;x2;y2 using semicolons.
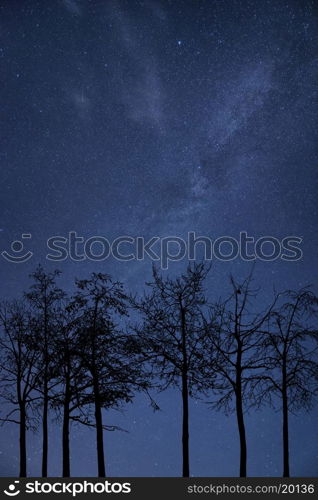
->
0;0;317;477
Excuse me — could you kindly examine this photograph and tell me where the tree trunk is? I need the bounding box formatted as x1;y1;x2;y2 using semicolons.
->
181;370;190;477
236;388;247;477
62;380;71;477
19;404;27;477
94;379;106;477
235;343;247;477
282;362;290;477
91;300;105;477
41;299;49;478
42;382;48;477
180;306;190;477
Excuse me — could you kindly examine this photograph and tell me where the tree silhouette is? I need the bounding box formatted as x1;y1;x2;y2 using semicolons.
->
49;303;91;477
202;273;277;477
68;272;145;477
0;265;317;478
25;266;65;477
132;263;210;477
0;301;42;477
256;288;318;477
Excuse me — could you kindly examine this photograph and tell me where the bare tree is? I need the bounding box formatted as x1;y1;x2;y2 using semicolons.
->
256;288;318;477
69;272;144;477
49;304;90;478
25;265;65;477
203;273;277;477
0;301;42;477
132;263;210;477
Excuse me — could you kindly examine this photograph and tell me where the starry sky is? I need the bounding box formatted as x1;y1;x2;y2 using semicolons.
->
0;0;318;477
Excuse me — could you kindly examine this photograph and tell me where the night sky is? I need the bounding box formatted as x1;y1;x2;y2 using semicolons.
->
0;0;318;477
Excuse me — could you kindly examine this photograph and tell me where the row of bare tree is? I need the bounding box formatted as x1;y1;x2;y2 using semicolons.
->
0;264;317;478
